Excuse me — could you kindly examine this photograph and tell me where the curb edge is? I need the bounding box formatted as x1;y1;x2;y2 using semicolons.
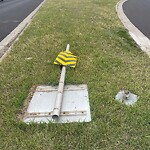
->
0;0;46;63
116;0;150;57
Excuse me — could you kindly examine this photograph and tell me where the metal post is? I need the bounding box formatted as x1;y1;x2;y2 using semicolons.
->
52;44;70;120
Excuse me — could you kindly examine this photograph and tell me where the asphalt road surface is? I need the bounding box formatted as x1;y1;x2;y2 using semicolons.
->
0;0;43;42
123;0;150;39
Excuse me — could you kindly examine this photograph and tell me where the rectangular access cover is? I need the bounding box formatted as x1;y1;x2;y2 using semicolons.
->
23;84;91;123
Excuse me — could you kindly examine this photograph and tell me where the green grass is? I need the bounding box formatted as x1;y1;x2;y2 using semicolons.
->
0;0;150;149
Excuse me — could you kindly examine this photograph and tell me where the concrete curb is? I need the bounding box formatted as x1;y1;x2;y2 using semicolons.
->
116;0;150;57
0;0;46;63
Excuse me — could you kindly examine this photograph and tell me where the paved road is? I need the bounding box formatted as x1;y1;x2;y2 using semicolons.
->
0;0;43;42
123;0;150;39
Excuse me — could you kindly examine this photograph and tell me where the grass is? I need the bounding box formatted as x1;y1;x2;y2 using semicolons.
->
0;0;150;149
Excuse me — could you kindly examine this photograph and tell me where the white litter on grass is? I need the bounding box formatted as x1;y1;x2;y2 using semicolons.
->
25;57;32;60
115;90;139;106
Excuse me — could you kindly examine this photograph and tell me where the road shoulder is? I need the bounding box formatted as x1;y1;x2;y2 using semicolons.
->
0;0;46;63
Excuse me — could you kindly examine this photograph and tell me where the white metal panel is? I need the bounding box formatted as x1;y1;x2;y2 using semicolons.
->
24;84;91;123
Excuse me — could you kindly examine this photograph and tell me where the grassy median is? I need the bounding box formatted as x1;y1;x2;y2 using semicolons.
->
0;0;150;149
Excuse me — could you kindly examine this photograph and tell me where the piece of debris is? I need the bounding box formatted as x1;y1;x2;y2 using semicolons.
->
115;90;139;106
25;57;32;60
